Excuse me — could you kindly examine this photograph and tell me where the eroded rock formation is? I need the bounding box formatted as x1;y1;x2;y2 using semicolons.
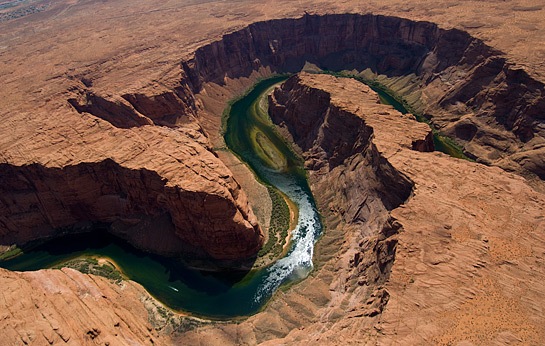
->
183;13;545;180
3;11;544;262
0;267;166;345
0;122;263;260
268;72;432;321
174;73;545;345
2;4;545;345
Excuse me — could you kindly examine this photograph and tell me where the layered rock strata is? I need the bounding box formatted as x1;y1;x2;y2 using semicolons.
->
3;11;545;263
268;72;433;329
2;6;545;345
0;267;169;345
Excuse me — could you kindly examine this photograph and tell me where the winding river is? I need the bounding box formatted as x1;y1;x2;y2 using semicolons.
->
0;76;323;319
0;73;466;319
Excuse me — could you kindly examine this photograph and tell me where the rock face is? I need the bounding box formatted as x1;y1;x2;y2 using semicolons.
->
177;73;545;345
183;13;545;180
269;73;427;211
2;11;544;263
2;1;545;344
68;76;199;128
268;72;434;326
0;119;263;260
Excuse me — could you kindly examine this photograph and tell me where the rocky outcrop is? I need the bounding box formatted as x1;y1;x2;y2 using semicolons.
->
68;73;200;128
269;74;422;210
67;90;154;128
4;11;545;264
2;0;545;344
0;267;171;345
266;73;431;314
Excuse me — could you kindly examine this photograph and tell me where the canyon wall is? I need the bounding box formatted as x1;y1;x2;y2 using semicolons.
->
0;159;262;260
268;74;422;209
68;72;200;129
267;73;432;315
0;118;263;260
174;72;545;345
3;12;544;262
2;1;545;344
184;13;545;179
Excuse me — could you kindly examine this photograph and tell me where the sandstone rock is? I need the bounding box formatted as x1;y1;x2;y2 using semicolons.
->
2;1;545;345
182;13;545;181
0;118;263;260
250;73;545;344
0;267;169;345
175;72;545;344
3;10;544;262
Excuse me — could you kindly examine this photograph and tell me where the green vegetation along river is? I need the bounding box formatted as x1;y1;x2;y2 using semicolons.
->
0;76;323;319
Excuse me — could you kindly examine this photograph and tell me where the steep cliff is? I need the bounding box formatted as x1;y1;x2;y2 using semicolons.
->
2;0;545;344
0;120;263;260
183;13;545;180
267;73;432;314
4;11;544;263
68;71;200;129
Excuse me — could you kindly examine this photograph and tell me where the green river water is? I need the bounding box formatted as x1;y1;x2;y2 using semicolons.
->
0;73;465;319
0;75;323;319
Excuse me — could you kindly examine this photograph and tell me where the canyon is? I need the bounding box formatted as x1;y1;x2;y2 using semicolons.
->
1;0;545;344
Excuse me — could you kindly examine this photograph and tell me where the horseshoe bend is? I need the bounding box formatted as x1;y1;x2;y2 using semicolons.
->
1;1;545;344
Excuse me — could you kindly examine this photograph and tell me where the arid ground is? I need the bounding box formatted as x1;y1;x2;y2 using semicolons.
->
1;0;545;345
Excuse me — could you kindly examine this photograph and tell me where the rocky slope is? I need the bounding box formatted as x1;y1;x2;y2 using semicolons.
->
276;73;545;344
2;10;544;262
0;111;263;260
184;13;545;181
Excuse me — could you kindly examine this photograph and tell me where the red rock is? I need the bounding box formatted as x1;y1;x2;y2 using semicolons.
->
2;1;545;345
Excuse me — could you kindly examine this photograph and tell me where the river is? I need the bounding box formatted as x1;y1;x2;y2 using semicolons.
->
0;72;465;318
0;76;323;319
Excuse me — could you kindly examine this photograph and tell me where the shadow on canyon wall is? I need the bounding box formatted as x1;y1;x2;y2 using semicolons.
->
3;13;544;264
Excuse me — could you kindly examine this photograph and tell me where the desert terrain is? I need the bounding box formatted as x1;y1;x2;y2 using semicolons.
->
1;0;545;345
